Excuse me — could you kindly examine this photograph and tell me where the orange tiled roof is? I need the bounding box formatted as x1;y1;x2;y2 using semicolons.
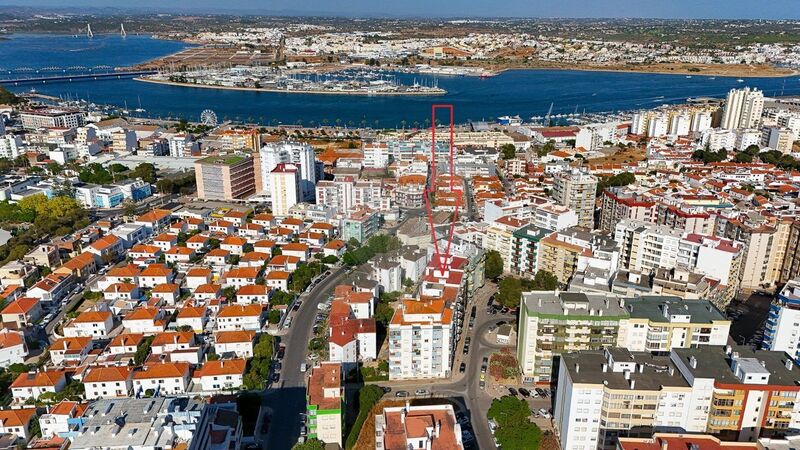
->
84;366;133;383
195;359;246;377
217;304;262;318
133;362;190;380
214;330;255;344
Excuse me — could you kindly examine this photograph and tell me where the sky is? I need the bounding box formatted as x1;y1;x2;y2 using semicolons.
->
2;0;798;19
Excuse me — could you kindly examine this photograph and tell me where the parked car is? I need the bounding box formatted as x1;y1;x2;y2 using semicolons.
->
381;386;392;393
518;388;531;397
462;345;470;354
539;408;552;419
415;389;430;396
459;362;466;373
271;372;280;382
395;390;409;398
300;363;307;373
508;387;518;396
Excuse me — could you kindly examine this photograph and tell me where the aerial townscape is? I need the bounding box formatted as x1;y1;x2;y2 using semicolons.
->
1;2;800;450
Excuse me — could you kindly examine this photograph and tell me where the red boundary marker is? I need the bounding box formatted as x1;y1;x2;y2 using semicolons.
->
425;104;460;272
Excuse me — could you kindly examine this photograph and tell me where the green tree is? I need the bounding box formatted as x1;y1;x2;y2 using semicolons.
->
488;395;542;450
485;250;504;280
500;143;516;160
268;309;282;324
344;385;384;449
293;439;325;450
131;163;158;183
134;336;155;365
79;163;113;184
734;152;753;163
531;270;558;290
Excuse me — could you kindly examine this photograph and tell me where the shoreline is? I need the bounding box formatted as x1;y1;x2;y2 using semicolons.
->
489;64;800;79
134;77;448;96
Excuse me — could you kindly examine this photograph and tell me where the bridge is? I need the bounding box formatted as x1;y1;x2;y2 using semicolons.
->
0;70;157;85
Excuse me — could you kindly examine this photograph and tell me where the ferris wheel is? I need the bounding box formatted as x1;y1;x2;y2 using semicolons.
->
200;109;218;127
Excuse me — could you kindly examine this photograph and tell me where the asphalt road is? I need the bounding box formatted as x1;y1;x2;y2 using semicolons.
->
261;264;348;449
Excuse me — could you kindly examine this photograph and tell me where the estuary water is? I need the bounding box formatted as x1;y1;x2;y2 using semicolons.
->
3;33;800;127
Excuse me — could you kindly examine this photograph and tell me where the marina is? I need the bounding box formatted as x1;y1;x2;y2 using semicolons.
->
140;66;446;95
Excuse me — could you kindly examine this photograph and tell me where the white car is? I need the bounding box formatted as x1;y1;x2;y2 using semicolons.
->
538;408;552;419
300;363;307;373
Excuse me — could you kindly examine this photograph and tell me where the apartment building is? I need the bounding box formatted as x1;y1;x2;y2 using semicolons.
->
306;362;343;447
599;189;657;233
342;207;381;244
510;224;551;277
518;291;628;383
194;154;256;201
615;220;684;274
537;227;618;285
388;298;454;380
722;87;764;130
258;142;317;201
519;292;730;383
269;163;300;217
555;345;800;450
763;278;800;361
552;169;598;229
20;108;85;130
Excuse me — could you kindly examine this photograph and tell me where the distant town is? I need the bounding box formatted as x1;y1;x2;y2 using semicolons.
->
2;7;800;450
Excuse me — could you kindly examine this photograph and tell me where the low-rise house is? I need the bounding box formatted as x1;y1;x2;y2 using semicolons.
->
83;366;133;399
150;331;195;355
54;252;98;280
252;213;275;228
267;255;301;272
309;222;335;239
222;267;260;289
238;223;264;241
128;245;162;262
103;283;141;302
50;337;93;366
194;283;222;300
220;236;248;256
138;263;174;288
323;240;347;258
63;309;114;338
185;267;212;290
0;261;38;287
164;247;195;264
186;217;206;231
205;249;231;266
299;231;326;248
132;362;191;396
213;330;255;358
0;408;37;442
265;270;291;291
0;329;27;367
239;251;270;268
175;304;208;332
186;234;210;251
216;304;263;331
38;401;88;440
11;370;67;402
280;242;310;262
1;297;42;328
134;209;172;233
222;210;248;227
85;235;124;264
26;273;75;304
253;239;276;254
107;333;144;355
153;233;178;252
122;307;167;334
209;220;235;235
374;403;464;450
193;359;246;391
102;264;141;287
235;285;270;305
151;283;181;305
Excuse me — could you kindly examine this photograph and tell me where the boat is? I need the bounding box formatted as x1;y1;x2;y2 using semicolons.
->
686;75;692;78
737;79;744;82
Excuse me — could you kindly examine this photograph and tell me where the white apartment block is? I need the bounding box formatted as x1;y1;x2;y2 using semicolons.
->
388;299;454;380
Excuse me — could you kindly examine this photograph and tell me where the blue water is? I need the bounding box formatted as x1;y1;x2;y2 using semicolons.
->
3;34;800;127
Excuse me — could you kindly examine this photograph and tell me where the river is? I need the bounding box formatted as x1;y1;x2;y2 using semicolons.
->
3;33;800;127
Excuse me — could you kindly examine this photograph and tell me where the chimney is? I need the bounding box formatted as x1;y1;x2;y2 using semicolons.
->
668;366;674;376
574;363;580;373
786;359;794;371
602;363;608;373
725;345;732;356
760;360;767;368
689;356;697;368
624;370;631;380
538;297;542;307
401;408;406;424
629;379;636;390
660;438;668;450
638;364;644;373
435;420;441;438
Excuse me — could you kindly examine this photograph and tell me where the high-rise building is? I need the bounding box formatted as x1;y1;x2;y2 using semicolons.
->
194;154;255;201
552;169;598;229
19;108;85;130
388;297;454;380
763;279;800;361
258;142;317;201
269;163;300;217
722;87;764;130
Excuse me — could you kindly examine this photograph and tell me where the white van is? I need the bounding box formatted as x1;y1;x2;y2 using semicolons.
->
300;363;308;373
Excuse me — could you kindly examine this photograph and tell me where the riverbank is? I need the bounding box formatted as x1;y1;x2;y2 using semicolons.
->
469;62;798;79
134;76;448;96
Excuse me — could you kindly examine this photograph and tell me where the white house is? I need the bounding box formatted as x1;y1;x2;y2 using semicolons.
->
132;362;191;396
0;330;27;367
213;330;256;358
63;310;114;338
215;305;263;331
193;359;246;391
83;366;133;399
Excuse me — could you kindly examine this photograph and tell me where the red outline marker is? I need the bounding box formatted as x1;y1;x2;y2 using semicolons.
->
426;104;460;273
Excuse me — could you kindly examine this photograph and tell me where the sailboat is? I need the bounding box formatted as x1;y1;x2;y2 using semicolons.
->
86;24;94;39
120;24;127;38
